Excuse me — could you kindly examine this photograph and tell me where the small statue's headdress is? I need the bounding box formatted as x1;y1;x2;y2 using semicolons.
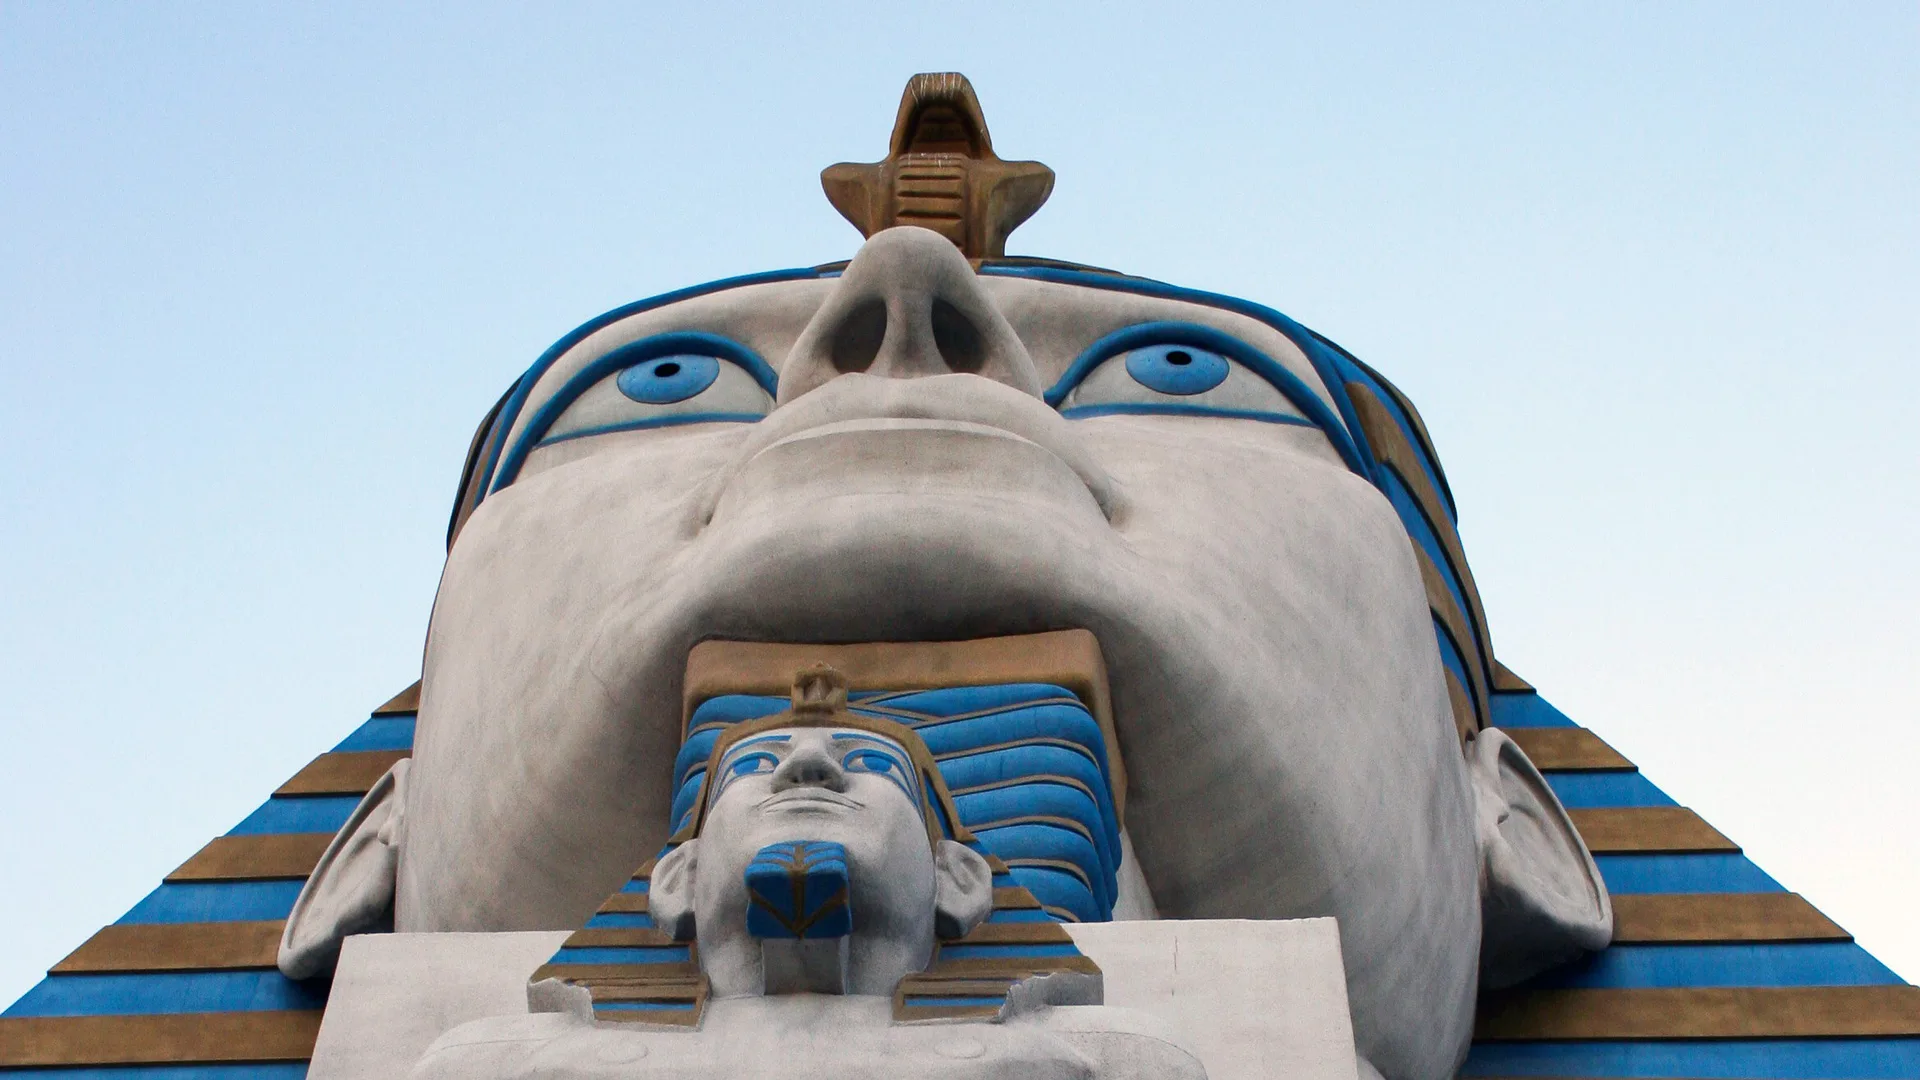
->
530;665;1100;1027
667;664;973;851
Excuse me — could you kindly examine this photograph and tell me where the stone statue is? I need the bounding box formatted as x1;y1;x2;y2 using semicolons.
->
277;73;1611;1080
406;667;1206;1079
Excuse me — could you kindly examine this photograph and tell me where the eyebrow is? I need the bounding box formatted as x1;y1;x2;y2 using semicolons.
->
722;734;792;756
831;734;910;756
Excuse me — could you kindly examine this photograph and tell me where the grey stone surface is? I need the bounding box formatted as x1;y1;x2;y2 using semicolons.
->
307;929;568;1080
1065;918;1357;1080
311;918;1358;1080
284;225;1609;1079
417;996;1205;1080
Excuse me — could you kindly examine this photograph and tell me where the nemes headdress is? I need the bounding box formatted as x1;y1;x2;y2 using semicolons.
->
530;665;1099;1028
667;664;975;852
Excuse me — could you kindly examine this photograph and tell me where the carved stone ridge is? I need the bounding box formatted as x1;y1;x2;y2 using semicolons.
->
821;72;1055;259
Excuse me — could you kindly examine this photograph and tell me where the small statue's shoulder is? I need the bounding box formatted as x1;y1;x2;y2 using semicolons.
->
413;1013;706;1080
1030;1006;1209;1080
411;1013;583;1080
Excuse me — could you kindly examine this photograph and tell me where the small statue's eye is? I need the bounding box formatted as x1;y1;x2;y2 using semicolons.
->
616;355;721;404
730;753;777;777
1124;345;1229;396
845;750;897;775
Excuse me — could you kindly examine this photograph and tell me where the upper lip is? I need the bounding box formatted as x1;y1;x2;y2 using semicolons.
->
697;373;1122;521
758;788;862;810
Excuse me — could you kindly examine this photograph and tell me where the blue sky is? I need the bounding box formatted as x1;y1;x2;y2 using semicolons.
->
1;3;1914;1003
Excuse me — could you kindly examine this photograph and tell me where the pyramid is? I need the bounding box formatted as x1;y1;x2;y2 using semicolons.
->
1463;677;1920;1078
2;670;1913;1078
0;683;416;1076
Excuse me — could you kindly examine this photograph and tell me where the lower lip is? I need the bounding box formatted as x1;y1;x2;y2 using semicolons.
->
713;418;1110;526
766;795;856;810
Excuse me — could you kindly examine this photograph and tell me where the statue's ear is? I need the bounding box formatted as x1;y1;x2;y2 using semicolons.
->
277;759;409;980
1469;729;1613;988
932;840;994;939
649;841;699;941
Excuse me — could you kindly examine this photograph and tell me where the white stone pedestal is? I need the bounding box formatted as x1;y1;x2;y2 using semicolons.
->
1066;918;1358;1080
310;919;1357;1080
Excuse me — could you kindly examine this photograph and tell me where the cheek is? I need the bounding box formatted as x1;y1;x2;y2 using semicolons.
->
689;797;766;899
443;425;754;613
846;764;917;806
429;437;738;680
706;776;768;815
844;806;939;911
1080;418;1415;615
509;420;752;492
846;780;935;851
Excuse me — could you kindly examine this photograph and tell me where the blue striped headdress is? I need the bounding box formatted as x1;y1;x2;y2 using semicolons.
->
531;666;1103;1027
672;671;1123;925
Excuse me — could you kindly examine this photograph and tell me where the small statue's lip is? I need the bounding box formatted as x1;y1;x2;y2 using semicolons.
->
757;788;864;812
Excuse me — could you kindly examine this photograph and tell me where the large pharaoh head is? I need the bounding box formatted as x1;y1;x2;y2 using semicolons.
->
283;74;1611;1080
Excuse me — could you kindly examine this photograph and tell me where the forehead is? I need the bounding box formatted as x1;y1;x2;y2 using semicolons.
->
486;272;1343;470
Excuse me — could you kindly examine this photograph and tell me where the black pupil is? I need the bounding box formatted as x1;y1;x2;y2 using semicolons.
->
1166;350;1193;366
654;361;682;378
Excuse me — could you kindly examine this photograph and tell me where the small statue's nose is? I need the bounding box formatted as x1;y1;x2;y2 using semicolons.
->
777;226;1043;403
770;740;850;793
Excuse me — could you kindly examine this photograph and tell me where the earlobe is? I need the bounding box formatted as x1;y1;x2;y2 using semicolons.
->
277;760;409;980
649;841;699;941
932;840;994;939
1470;729;1613;988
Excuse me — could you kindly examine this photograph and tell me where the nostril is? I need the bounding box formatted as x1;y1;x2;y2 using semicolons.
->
773;745;847;792
830;299;887;373
930;298;984;374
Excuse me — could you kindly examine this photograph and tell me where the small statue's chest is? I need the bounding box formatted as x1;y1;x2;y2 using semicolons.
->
540;1019;1095;1080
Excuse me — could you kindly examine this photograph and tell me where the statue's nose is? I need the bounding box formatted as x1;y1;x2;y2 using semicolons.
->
777;226;1043;403
770;740;850;794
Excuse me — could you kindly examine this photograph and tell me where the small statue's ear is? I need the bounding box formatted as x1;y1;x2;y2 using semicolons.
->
649;841;699;942
1469;728;1613;988
932;840;994;939
278;759;409;980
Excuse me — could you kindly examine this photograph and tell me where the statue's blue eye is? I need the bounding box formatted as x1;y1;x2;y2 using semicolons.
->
844;750;897;775
616;355;721;404
1124;345;1229;396
730;752;778;777
495;332;782;488
1052;326;1315;428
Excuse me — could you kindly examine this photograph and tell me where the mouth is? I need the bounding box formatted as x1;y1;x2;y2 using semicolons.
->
697;372;1123;526
757;788;864;812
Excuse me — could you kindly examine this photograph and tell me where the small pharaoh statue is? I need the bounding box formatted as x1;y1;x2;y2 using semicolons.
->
408;667;1208;1080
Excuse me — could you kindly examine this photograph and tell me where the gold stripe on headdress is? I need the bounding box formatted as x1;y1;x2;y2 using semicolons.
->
668;665;976;852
